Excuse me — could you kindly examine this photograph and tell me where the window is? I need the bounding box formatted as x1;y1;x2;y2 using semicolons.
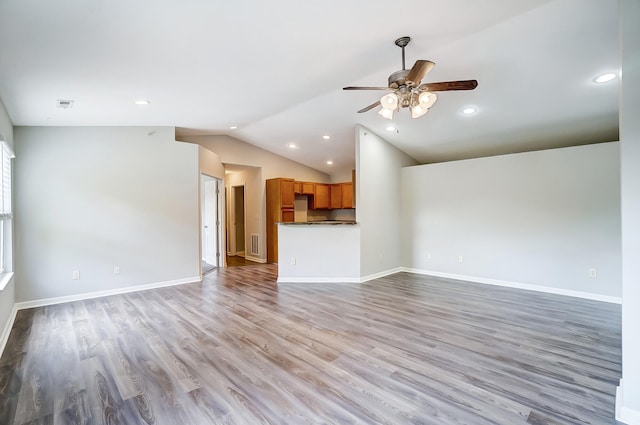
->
0;141;13;278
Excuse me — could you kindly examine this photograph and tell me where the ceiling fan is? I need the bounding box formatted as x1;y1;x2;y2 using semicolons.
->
343;36;478;119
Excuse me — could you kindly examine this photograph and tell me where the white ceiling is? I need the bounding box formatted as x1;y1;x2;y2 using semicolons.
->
0;0;619;177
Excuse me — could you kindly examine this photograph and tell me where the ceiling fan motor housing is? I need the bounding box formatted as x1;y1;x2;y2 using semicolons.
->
388;69;410;89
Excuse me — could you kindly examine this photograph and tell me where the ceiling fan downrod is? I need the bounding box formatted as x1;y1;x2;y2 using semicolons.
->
395;36;411;71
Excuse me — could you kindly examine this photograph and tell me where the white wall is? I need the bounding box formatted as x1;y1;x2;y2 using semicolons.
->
402;142;621;300
14;126;200;303
356;126;418;279
277;224;361;282
618;0;640;422
0;98;15;349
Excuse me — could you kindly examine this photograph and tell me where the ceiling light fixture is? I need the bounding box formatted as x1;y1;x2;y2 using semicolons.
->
229;126;238;130
322;135;331;140
379;90;438;120
134;99;150;105
326;160;333;165
594;73;616;83
287;143;297;149
345;37;477;120
386;126;396;131
463;107;476;115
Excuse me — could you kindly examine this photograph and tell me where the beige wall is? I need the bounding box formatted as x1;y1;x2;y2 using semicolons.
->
198;145;225;180
180;135;330;182
180;135;331;263
225;166;263;261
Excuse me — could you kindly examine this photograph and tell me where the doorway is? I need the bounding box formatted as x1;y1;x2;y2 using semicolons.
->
232;185;245;257
201;174;221;274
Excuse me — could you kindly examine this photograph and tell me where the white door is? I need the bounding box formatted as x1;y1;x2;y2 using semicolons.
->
202;176;219;266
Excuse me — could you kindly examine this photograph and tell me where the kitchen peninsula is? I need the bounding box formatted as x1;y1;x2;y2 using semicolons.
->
266;177;355;263
277;220;361;283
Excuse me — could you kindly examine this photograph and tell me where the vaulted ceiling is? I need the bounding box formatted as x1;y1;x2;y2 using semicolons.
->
0;0;619;177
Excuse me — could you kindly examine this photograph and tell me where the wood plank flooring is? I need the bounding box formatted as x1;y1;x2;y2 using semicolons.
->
0;265;622;424
225;255;260;267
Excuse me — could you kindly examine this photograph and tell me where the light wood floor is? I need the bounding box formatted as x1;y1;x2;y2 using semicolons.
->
0;264;622;424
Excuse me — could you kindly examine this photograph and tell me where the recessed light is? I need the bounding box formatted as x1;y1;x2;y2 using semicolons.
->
594;73;616;83
229;126;238;130
134;99;150;105
386;126;396;131
322;135;331;140
462;107;476;115
326;160;333;165
287;143;297;149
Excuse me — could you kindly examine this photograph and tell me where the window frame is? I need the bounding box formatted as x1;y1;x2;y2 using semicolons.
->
0;141;14;289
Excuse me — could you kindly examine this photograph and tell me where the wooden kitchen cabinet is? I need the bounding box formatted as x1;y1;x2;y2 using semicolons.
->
280;179;295;209
330;184;342;209
294;181;314;196
266;178;295;263
302;182;314;195
312;183;330;209
341;182;354;208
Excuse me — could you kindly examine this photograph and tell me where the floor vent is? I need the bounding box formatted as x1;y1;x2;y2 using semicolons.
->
250;234;260;256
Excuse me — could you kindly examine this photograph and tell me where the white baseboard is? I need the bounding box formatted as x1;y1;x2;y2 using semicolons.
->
277;267;621;304
360;267;405;283
617;380;640;424
15;276;202;310
0;303;18;358
244;255;266;264
403;268;622;304
277;267;403;284
278;276;361;284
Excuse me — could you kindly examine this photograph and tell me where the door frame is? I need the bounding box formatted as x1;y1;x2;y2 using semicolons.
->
228;184;246;257
199;173;223;275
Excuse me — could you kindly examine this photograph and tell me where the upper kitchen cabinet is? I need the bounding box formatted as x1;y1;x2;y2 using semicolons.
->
330;184;342;209
341;182;354;209
308;182;355;210
311;183;330;209
280;179;295;209
294;181;314;195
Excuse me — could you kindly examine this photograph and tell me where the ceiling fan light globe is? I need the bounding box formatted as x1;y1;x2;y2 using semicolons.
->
418;91;437;109
378;108;394;119
411;105;428;119
380;93;399;110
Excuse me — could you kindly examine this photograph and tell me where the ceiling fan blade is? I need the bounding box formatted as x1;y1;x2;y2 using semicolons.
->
418;80;478;92
357;101;381;113
406;60;436;86
343;86;391;91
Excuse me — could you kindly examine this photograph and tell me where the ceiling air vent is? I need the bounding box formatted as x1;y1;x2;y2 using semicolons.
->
56;99;74;108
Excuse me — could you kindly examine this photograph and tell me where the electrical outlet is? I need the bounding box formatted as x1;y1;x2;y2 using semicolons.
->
72;270;80;280
589;268;597;278
114;265;120;275
290;258;296;265
458;256;464;263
